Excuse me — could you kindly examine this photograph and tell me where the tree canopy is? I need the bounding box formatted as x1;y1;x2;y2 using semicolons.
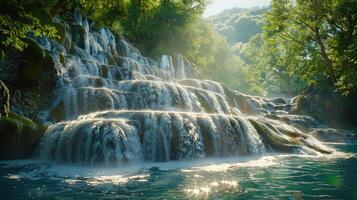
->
0;0;59;51
1;0;356;97
264;0;357;95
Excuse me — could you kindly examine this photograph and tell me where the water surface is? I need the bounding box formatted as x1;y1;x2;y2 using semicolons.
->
1;143;356;200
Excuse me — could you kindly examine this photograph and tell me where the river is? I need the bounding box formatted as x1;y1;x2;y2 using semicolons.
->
0;143;355;200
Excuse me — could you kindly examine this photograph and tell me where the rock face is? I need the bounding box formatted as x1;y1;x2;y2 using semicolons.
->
310;128;356;143
0;80;45;160
0;11;60;159
0;39;59;122
0;113;44;159
296;83;357;129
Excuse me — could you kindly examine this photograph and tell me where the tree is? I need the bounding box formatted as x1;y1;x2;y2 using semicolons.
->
241;34;306;97
265;0;357;95
0;0;59;51
191;20;265;95
123;0;207;56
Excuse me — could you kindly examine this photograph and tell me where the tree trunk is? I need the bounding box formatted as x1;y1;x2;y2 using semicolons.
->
314;28;337;84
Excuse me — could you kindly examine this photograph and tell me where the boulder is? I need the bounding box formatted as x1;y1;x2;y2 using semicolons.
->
0;113;45;159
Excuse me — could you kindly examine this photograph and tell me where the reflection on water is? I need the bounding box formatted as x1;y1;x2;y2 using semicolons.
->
185;180;238;198
0;143;356;200
183;155;277;172
84;174;150;186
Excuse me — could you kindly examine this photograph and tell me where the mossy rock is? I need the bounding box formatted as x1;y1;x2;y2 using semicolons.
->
59;53;65;64
23;38;46;61
249;119;298;153
0;113;46;159
19;38;55;83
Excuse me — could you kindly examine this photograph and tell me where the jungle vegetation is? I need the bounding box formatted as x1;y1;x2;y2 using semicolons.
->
0;0;356;97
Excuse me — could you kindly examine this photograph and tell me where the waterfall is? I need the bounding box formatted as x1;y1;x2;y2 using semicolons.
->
33;12;333;165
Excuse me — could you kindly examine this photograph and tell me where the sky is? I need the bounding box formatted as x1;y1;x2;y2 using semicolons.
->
203;0;271;17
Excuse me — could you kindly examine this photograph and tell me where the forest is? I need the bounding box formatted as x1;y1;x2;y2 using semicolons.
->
1;0;356;97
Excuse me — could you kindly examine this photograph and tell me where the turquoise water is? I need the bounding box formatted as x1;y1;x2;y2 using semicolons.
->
0;143;356;200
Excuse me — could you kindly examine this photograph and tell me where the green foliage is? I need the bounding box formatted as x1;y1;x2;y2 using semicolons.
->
210;2;356;96
240;34;307;97
264;0;357;94
73;0;264;94
0;0;59;51
74;1;265;94
209;7;266;44
76;0;207;57
190;20;264;95
0;113;45;159
78;0;128;31
128;0;207;57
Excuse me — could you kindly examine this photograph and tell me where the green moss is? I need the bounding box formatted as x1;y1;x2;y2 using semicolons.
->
0;113;45;159
249;119;298;153
59;53;65;64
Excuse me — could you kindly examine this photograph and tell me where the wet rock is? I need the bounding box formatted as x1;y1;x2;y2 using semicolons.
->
0;50;22;84
296;82;357;128
0;37;59;122
271;97;287;105
10;90;38;119
310;128;357;143
0;113;45;159
71;24;87;49
20;38;55;84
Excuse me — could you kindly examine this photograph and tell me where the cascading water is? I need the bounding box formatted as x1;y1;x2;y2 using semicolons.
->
33;11;333;165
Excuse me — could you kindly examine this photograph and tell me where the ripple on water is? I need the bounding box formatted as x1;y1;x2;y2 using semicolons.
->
0;145;356;200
